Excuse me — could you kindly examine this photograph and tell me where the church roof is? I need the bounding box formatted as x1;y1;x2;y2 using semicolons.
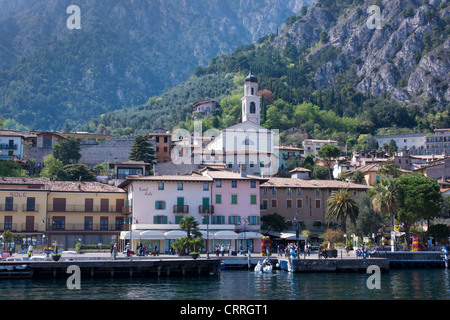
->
244;71;258;83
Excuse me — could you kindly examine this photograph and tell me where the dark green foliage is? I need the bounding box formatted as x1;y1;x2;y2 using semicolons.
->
129;135;156;171
53;138;81;165
56;163;96;182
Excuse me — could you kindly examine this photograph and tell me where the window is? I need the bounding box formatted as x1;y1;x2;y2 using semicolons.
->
261;199;268;210
248;216;260;225
231;180;237;188
175;216;183;224
158;182;164;190
100;217;109;230
177;183;183;190
262;187;268;195
271;188;277;195
203;183;209;191
26;197;36;211
155;201;166;210
52;216;65;230
216;180;222;188
286;188;292;195
250;194;257;205
286;199;292;208
228;162;232;168
212;215;225;224
315;189;321;196
84;217;93;230
5;197;13;211
271;199;277;208
250;181;256;188
250;102;256;113
4;216;12;229
154;215;167;224
229;216;241;225
215;194;222;204
250;161;254;168
297;188;302;195
260;161;265;168
296;199;303;208
115;217;124;231
231;194;238;205
315;199;321;209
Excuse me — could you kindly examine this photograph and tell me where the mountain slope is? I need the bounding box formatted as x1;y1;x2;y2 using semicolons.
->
88;0;449;140
0;0;315;130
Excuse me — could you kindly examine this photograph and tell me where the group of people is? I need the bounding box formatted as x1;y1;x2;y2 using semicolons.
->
276;243;311;258
120;242;159;257
215;243;232;256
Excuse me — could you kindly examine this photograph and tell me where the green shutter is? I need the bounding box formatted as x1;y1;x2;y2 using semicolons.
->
231;194;237;204
215;194;222;204
257;216;260;225
163;216;168;224
237;216;241;225
250;194;257;204
153;216;157;224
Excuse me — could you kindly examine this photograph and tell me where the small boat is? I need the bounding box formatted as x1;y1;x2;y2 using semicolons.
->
254;259;273;273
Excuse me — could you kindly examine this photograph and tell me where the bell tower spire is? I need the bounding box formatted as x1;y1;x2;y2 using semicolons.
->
241;69;260;125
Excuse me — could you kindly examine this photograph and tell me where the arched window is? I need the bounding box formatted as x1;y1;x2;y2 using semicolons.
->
251;88;254;95
250;102;256;114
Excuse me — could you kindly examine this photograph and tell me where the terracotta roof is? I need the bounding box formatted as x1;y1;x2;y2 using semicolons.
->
0;130;24;138
46;181;125;193
261;178;370;189
289;167;311;173
0;177;49;185
205;171;264;180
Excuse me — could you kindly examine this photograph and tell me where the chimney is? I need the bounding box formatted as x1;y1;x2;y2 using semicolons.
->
240;164;247;177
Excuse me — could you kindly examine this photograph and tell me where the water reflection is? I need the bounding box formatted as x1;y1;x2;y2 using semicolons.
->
0;269;448;300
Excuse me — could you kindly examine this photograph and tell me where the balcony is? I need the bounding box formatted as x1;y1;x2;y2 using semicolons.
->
0;223;43;233
48;204;124;213
173;205;189;214
22;204;40;212
46;223;126;232
198;205;214;214
0;204;17;212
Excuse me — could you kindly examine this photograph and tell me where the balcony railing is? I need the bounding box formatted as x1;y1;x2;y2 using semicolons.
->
0;223;43;232
22;204;40;212
198;205;214;214
48;204;125;213
0;204;17;212
173;205;189;214
46;223;126;231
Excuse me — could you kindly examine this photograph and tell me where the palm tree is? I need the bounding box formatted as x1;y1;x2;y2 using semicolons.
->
326;188;359;233
179;216;200;254
369;178;400;250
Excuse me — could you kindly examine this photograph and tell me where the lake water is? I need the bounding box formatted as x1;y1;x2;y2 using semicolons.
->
1;269;448;301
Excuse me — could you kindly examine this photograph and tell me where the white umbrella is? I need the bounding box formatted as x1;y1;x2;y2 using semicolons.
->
164;230;187;239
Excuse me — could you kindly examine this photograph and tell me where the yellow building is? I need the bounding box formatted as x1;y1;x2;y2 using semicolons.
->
0;177;127;252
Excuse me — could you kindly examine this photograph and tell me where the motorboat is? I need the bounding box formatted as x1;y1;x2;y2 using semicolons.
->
254;259;273;273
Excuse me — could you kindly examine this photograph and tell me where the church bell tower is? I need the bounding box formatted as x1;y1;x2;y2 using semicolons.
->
241;70;260;125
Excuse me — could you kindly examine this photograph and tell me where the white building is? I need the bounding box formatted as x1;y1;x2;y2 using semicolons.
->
375;133;427;155
0;130;25;161
303;139;340;157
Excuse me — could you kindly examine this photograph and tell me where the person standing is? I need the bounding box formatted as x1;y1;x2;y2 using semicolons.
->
113;243;118;260
28;244;33;257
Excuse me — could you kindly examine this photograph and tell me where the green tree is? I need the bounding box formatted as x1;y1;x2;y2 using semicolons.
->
326;188;359;233
396;173;442;249
261;213;288;235
0;161;27;177
312;165;329;180
129;135;156;172
347;193;386;238
352;170;365;184
40;154;63;179
53;138;81;165
388;139;398;156
369;178;400;250
426;224;450;244
317;144;341;180
56;163;96;181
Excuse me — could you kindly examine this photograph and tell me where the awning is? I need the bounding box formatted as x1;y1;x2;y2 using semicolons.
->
120;231;141;240
164;230;187;239
198;230;215;238
139;230;165;240
214;231;239;239
237;232;264;239
280;232;307;241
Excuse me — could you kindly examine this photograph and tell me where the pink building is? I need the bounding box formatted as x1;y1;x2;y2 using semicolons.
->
202;170;265;252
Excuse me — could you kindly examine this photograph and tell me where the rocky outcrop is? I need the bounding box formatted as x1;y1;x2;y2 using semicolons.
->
274;0;449;109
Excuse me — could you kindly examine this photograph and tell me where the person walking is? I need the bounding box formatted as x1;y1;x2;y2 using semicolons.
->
28;244;33;257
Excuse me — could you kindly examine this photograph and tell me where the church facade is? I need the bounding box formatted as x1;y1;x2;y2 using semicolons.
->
203;71;279;176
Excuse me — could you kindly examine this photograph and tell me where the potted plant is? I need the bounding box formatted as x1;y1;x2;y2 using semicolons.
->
51;253;61;261
190;252;200;259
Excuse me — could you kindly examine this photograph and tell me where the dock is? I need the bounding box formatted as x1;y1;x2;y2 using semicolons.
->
0;258;221;279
